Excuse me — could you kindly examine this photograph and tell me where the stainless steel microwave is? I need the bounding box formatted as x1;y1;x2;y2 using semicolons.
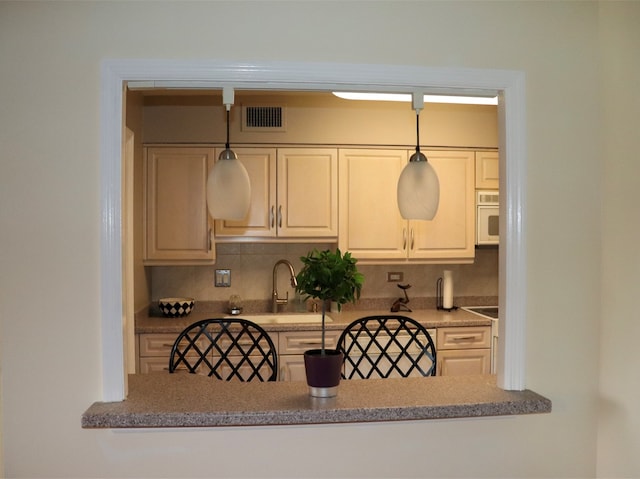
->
476;190;499;245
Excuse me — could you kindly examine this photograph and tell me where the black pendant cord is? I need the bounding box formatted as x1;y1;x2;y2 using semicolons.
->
225;109;230;150
415;111;421;154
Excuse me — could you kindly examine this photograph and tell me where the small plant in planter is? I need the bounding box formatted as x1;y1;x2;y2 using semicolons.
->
296;248;364;397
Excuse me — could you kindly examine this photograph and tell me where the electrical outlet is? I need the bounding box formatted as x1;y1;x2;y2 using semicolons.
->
215;269;231;287
387;272;403;282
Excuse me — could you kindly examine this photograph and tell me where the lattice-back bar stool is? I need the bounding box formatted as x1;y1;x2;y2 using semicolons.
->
168;318;278;381
336;315;437;379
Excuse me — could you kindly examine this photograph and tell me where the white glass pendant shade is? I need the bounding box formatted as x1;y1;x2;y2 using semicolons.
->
397;152;440;220
206;149;251;220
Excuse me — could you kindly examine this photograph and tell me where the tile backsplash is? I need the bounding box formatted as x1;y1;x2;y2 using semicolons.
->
149;243;498;311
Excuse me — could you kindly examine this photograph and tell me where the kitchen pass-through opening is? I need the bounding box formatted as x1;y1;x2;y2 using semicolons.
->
100;59;527;403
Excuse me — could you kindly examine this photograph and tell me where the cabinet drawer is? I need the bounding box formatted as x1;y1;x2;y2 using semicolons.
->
436;326;491;350
278;330;339;355
343;329;437;354
138;332;209;357
138;333;179;356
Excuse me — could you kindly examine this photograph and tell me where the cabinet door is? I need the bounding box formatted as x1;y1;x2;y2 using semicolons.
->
437;349;491;376
411;151;475;260
277;148;338;237
279;355;308;382
475;151;499;189
139;357;171;374
144;147;215;263
338;149;407;260
214;147;277;237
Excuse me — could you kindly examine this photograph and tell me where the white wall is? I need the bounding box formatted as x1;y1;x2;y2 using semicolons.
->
0;1;635;477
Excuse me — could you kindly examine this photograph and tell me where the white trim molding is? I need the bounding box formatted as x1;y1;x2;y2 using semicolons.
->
100;60;527;401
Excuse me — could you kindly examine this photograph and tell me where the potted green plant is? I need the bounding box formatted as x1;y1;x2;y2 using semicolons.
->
295;248;364;397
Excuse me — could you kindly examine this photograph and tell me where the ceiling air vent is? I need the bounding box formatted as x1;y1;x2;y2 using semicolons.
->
242;105;286;132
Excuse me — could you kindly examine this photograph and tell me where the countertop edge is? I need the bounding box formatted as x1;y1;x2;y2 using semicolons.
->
82;374;551;429
135;309;493;334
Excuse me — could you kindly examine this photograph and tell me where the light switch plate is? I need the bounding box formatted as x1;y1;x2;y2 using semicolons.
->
215;269;231;287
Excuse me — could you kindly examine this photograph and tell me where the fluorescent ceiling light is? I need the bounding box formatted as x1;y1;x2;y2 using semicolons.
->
333;91;498;105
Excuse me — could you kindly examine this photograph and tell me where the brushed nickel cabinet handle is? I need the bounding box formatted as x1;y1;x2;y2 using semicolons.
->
295;341;321;346
270;206;275;228
403;228;407;250
278;205;283;228
410;228;414;250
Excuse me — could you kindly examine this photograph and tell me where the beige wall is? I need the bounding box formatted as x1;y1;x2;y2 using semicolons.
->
0;1;637;477
596;2;640;477
141;92;499;148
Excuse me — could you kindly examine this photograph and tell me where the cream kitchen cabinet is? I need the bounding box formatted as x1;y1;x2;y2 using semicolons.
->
475;151;499;189
137;331;214;374
138;330;277;378
138;329;340;381
278;329;340;381
137;333;178;374
338;149;475;262
215;147;338;239
436;325;491;376
143;147;215;264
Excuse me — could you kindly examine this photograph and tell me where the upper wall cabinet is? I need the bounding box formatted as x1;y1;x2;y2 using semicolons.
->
215;147;338;240
475;151;499;189
143;147;215;264
338;149;475;263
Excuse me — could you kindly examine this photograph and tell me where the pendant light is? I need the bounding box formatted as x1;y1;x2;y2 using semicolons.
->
206;87;251;220
397;92;440;220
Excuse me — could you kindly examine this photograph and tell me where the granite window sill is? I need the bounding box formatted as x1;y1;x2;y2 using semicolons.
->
82;373;551;428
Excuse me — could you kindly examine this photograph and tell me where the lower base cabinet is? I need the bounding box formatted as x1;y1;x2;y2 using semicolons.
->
136;325;492;378
137;333;176;374
436;326;492;376
135;330;341;380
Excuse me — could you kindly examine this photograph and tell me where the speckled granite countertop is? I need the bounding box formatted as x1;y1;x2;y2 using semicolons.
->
82;373;550;428
135;307;492;334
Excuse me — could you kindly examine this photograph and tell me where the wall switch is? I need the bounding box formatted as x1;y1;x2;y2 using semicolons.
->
387;272;403;282
215;269;231;287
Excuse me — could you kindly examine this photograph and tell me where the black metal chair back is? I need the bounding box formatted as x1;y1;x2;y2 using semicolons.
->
337;315;437;379
168;318;278;381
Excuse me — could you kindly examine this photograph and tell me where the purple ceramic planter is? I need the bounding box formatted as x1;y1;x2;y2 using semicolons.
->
304;349;344;397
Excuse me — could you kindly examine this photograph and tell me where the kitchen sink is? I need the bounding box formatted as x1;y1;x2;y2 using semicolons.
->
224;313;333;325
